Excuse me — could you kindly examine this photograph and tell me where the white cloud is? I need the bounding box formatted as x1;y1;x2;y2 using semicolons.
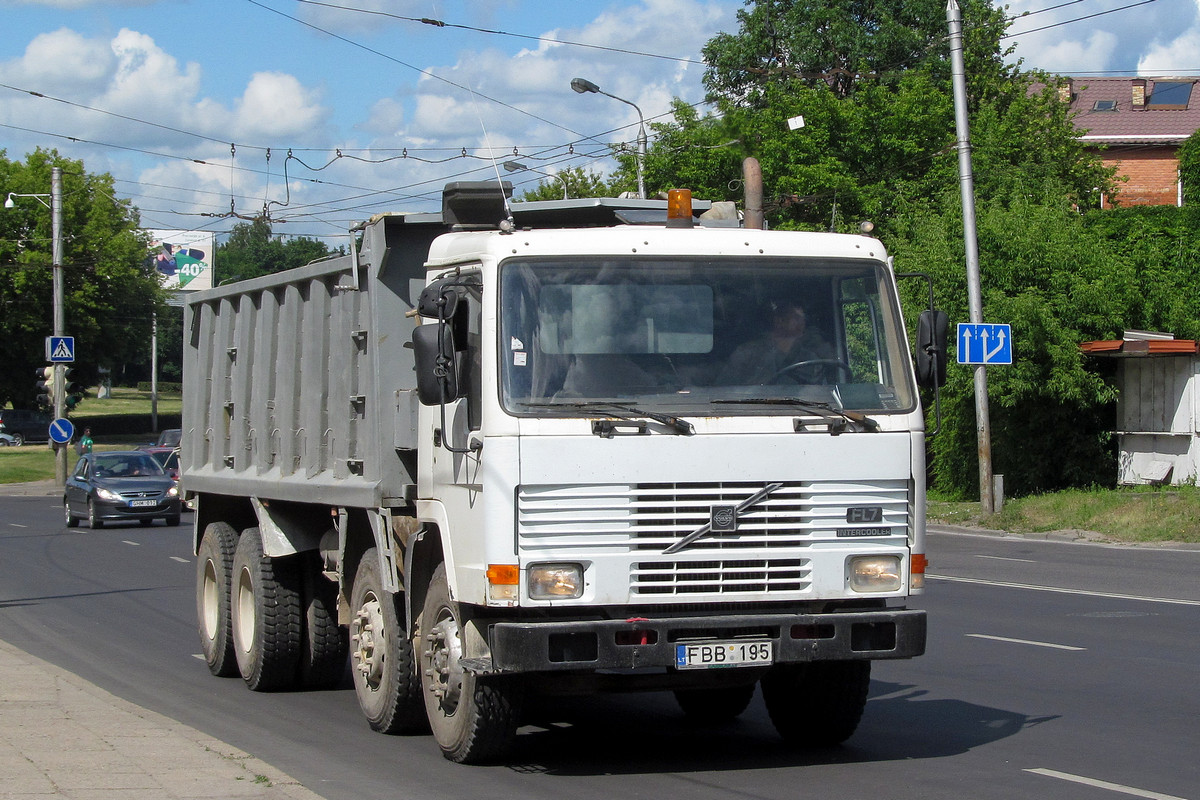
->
229;72;327;140
1137;25;1200;75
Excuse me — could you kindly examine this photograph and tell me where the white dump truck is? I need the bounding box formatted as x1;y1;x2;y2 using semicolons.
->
184;183;947;763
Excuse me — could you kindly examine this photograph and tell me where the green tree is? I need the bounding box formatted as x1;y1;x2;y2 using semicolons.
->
0;148;167;410
1179;130;1200;206
513;167;613;201
213;219;335;283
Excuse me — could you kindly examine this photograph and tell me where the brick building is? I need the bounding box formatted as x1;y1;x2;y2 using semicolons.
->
1063;77;1200;207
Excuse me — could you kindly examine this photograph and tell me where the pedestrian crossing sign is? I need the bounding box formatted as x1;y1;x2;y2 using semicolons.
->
47;336;75;363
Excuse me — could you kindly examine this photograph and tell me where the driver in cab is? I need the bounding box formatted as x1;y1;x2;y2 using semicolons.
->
721;299;834;385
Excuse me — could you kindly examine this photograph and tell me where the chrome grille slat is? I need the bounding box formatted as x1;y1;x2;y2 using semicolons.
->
518;480;909;596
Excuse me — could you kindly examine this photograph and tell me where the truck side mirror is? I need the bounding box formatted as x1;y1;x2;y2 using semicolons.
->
915;309;948;389
413;323;462;405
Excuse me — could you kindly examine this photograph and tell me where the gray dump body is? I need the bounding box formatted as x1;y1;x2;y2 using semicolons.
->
181;214;442;508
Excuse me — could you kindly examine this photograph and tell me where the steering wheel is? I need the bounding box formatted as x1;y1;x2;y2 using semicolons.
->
771;358;854;384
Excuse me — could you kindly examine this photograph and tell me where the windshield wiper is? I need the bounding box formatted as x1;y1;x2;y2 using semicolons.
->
713;398;879;432
522;401;694;436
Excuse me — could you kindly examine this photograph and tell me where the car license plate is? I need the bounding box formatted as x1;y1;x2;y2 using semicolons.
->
675;640;773;669
128;499;158;508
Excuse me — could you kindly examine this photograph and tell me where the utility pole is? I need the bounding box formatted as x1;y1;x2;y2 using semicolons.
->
51;166;67;487
947;0;995;513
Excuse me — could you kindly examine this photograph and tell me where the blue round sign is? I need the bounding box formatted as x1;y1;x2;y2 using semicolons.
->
48;418;75;445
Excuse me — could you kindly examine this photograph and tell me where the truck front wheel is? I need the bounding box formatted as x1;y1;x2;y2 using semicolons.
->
761;660;871;747
196;522;239;677
230;527;302;691
349;549;426;733
417;563;523;763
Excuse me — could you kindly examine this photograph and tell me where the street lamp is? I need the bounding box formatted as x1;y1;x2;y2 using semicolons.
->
502;161;569;200
570;77;647;199
4;167;67;486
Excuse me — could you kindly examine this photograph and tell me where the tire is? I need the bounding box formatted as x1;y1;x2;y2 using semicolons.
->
300;552;349;689
87;501;104;529
418;563;523;763
12;433;24;447
349;548;426;733
196;522;239;677
674;683;756;723
64;500;79;528
761;661;871;747
230;527;303;691
166;514;181;527
140;518;154;527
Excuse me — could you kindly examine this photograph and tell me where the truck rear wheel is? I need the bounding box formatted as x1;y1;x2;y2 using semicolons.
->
761;660;871;747
230;527;302;691
417;563;523;763
349;548;426;733
674;683;756;722
196;522;239;677
299;553;348;689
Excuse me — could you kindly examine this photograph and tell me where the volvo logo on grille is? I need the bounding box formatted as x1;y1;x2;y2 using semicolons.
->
711;505;737;532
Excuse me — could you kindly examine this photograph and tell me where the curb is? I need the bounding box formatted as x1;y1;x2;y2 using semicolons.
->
0;480;59;497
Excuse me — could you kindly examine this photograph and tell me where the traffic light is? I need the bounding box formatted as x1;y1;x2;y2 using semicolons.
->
61;368;84;411
35;366;54;408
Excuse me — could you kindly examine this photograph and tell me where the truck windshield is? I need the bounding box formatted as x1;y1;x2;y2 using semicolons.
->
499;257;916;415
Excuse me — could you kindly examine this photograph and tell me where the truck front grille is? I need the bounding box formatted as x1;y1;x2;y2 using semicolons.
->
516;480;908;555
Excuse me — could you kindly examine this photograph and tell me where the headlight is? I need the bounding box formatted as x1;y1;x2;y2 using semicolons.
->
528;563;584;599
848;555;902;592
167;486;179;498
95;487;119;501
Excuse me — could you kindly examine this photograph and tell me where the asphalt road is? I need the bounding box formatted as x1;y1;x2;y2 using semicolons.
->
1;494;1197;800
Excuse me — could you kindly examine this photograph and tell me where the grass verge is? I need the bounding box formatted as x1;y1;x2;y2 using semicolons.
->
1;387;179;485
929;484;1200;545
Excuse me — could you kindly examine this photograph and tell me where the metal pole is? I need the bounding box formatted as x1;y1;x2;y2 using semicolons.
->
51;166;67;487
947;0;994;513
635;118;647;200
151;310;159;433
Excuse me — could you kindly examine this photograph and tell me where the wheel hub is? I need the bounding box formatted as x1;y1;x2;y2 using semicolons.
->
351;594;386;689
423;611;463;713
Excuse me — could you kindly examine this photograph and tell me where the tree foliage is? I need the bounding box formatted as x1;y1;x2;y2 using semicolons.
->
0;148;167;411
513;167;613;202
603;0;1144;497
1179;130;1200;206
213;219;336;283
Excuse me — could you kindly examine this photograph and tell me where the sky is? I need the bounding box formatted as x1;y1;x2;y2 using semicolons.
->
2;0;1199;246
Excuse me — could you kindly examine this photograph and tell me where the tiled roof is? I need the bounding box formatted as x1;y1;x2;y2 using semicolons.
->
1064;77;1200;144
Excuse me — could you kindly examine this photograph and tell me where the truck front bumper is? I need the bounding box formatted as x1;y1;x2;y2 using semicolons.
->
484;608;926;674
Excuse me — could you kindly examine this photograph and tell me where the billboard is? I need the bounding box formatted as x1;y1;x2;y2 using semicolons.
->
146;230;215;293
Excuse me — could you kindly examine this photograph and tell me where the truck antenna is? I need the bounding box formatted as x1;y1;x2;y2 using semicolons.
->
466;79;515;232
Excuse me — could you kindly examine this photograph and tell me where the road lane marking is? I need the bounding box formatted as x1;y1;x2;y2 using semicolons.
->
929;574;1200;607
122;540;140;546
170;556;189;563
966;633;1085;651
975;554;1036;563
1026;768;1188;800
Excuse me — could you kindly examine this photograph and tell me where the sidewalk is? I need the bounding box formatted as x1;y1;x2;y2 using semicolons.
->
0;480;58;497
0;638;325;800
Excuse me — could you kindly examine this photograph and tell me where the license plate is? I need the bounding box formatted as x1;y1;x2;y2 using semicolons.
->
675;640;773;669
128;499;158;508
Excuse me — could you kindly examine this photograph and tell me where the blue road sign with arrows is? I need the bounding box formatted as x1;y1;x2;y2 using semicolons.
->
49;418;75;445
957;323;1013;365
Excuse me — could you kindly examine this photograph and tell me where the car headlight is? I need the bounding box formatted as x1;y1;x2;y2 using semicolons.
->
848;555;902;592
528;563;584;599
167;486;179;498
95;487;119;501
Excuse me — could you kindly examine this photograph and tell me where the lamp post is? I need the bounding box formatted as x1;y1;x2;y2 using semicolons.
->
5;166;67;486
502;161;569;200
570;77;647;199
